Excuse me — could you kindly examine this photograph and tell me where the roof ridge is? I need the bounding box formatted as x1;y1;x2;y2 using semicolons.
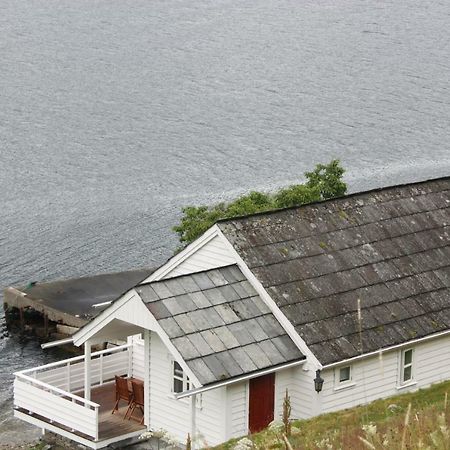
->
216;175;450;225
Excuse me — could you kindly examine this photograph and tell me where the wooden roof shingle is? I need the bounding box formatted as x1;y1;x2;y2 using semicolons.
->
219;178;450;365
136;265;305;386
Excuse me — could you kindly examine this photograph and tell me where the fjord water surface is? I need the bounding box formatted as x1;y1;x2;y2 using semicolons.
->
1;0;450;443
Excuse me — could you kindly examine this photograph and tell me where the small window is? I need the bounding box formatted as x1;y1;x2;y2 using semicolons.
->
172;361;190;393
339;366;351;383
400;349;414;384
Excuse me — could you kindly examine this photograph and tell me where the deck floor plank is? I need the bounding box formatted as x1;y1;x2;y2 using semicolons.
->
81;383;146;441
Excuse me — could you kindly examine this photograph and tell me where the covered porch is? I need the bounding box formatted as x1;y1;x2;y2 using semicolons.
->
14;328;148;449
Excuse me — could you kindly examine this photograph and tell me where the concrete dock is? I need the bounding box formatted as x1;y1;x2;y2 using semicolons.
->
3;267;155;340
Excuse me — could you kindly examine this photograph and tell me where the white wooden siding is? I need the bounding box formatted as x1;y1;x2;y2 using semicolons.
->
148;333;226;446
274;368;295;422
319;335;450;414
289;365;317;419
14;378;98;438
131;337;145;380
226;381;248;440
162;235;236;279
113;295;157;330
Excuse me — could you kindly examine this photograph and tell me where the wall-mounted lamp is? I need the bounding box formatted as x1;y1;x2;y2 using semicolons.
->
314;369;324;393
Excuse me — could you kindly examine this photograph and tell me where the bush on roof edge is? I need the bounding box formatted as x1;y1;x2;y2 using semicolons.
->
173;159;347;245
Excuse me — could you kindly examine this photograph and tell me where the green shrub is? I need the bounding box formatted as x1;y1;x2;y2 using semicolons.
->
173;159;347;244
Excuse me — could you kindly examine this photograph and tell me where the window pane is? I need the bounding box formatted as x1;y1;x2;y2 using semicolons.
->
339;366;351;382
404;350;412;365
403;366;412;382
174;361;183;377
173;378;183;393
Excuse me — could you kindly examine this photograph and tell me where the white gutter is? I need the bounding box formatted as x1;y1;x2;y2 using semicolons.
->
41;337;74;349
322;329;450;369
175;358;306;400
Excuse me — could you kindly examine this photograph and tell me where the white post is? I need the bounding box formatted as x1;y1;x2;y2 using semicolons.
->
144;330;150;429
127;335;133;377
84;340;91;402
99;354;104;385
191;394;197;449
94;405;99;441
66;362;71;392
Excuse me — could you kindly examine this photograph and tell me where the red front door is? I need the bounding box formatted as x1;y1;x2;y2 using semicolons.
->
248;373;275;433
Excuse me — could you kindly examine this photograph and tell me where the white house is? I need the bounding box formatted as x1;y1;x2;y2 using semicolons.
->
13;177;450;449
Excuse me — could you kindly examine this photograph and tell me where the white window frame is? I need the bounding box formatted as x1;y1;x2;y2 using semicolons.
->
334;365;355;390
170;359;202;408
399;348;415;386
172;360;191;394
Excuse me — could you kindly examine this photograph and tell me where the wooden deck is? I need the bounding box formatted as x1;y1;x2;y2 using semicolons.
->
80;382;146;441
17;382;146;444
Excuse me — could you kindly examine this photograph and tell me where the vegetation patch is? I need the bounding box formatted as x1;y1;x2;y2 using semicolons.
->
173;160;347;244
215;380;450;450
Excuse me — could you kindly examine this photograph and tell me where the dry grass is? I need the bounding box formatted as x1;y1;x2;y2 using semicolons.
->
216;379;450;450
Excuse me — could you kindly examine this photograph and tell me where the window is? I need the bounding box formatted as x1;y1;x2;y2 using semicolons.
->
334;365;353;390
339;366;351;383
173;361;190;393
400;349;414;384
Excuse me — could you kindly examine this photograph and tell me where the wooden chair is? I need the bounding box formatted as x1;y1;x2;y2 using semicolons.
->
112;375;133;418
128;379;145;424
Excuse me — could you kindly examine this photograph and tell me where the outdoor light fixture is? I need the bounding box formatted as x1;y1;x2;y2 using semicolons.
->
314;369;324;393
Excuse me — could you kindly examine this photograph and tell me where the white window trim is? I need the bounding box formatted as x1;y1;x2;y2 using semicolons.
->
333;365;355;391
169;359;202;409
172;360;191;394
398;348;415;386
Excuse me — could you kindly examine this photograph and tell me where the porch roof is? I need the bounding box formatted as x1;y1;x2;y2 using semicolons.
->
136;265;305;386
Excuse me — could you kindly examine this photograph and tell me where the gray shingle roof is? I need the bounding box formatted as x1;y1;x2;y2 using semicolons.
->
136;265;304;385
219;178;450;365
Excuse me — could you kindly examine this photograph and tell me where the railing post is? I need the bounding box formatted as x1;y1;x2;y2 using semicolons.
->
66;362;71;392
99;354;103;385
94;405;99;441
84;340;91;402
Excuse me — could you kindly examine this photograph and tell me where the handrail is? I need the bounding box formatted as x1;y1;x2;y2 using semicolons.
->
15;343;131;375
15;372;100;409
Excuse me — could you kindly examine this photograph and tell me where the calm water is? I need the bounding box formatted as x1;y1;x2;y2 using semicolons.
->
1;0;450;443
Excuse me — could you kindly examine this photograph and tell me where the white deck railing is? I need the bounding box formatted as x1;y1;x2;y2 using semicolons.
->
14;344;133;441
17;343;131;393
14;374;100;439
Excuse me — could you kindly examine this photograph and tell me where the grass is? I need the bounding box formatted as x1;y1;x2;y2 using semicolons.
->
215;380;450;450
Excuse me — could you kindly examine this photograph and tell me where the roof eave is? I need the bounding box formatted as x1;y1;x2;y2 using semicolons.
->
175;357;306;399
321;328;450;369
